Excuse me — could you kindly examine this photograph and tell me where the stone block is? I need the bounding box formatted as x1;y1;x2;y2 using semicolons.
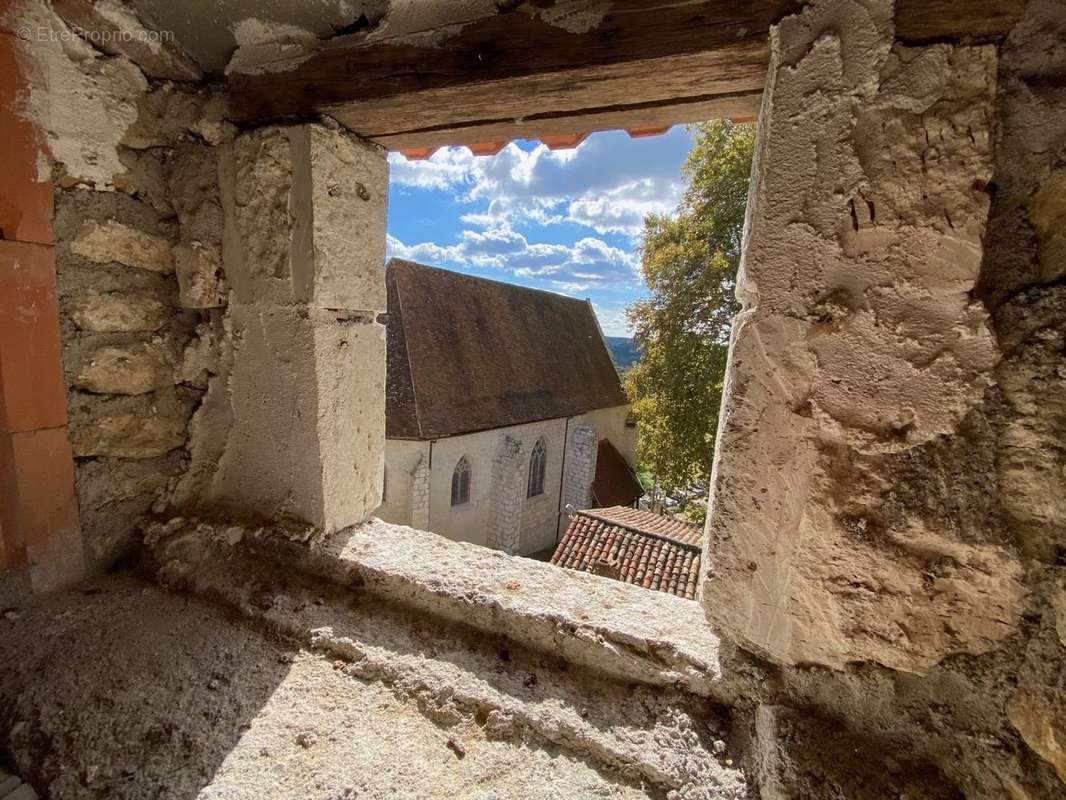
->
0;241;68;433
69;290;169;332
291;125;388;310
174;243;226;308
702;0;1012;673
75;343;173;395
220;127;295;306
179;304;384;531
72;414;185;458
69;219;174;273
222;124;387;310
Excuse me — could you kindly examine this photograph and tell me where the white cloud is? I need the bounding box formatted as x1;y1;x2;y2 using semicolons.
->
552;281;591;293
388;128;691;239
592;302;633;337
388;224;639;291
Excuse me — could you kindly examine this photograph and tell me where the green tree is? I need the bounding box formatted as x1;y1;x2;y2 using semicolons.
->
625;121;755;516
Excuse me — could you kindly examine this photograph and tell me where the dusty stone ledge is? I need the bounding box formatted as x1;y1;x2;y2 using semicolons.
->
145;517;724;697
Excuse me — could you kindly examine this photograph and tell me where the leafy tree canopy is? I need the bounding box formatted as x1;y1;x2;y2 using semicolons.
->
625;121;755;503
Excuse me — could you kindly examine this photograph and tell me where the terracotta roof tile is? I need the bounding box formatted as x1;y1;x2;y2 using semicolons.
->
550;507;702;600
584;505;703;547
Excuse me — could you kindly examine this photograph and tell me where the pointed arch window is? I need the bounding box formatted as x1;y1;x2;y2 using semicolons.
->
451;456;471;506
527;438;547;498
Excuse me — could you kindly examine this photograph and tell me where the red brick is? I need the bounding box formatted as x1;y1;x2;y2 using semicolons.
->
0;30;55;246
0;426;83;591
0;239;67;433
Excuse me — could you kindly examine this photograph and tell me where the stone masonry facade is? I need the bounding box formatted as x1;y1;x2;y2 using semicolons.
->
409;452;431;531
559;425;598;531
487;435;525;554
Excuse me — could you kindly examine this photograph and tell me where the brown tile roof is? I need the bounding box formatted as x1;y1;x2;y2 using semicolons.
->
591;439;644;508
385;260;628;439
588;505;703;547
551;507;703;599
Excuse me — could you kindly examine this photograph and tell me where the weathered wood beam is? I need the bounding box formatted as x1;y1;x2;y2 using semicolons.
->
330;45;768;147
358;90;763;151
226;0;1026;150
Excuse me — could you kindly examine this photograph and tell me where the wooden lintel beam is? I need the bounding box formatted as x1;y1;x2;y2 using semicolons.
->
225;0;1026;149
355;90;763;152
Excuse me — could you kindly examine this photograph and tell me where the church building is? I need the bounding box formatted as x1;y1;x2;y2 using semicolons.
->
376;260;642;556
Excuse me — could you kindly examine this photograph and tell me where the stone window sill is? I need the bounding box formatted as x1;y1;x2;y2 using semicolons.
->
146;516;723;696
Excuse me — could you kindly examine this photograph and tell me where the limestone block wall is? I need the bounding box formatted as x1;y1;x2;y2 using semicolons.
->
409;451;431;531
702;0;1066;796
487;435;525;554
558;425;597;536
3;0;388;584
174;122;388;531
1;0;229;581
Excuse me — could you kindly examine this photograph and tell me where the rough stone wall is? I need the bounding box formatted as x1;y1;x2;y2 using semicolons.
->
6;0;231;575
9;0;387;571
487;434;525;554
559;425;597;535
702;0;1066;796
705;0;1010;673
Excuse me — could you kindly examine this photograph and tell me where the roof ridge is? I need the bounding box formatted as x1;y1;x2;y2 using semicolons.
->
388;258;591;306
577;509;701;552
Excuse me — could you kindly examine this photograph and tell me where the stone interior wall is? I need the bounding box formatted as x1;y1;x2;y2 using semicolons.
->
702;0;1066;797
11;0;386;578
6;0;235;575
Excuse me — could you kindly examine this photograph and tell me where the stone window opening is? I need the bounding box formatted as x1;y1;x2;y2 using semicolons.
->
527;438;547;498
451;456;472;506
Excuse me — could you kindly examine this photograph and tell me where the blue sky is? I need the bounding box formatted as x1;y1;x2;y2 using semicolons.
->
386;126;696;336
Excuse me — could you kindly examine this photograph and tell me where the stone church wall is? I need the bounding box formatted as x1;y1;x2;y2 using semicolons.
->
380;404;632;555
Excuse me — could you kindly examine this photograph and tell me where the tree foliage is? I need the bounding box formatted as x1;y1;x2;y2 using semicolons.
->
624;121;755;499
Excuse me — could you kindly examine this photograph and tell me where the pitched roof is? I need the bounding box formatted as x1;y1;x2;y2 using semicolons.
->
592;439;644;508
551;507;703;599
386;260;628;439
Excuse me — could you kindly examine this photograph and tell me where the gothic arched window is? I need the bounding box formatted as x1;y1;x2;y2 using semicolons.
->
527;438;547;498
451;456;471;506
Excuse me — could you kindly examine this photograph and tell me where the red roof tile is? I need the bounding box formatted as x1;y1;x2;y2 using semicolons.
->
550;507;702;600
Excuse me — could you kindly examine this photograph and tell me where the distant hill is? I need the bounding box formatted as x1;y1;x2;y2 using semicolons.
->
605;336;640;372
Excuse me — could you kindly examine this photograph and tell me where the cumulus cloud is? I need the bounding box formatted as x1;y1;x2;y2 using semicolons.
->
387;225;639;291
389;127;691;238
